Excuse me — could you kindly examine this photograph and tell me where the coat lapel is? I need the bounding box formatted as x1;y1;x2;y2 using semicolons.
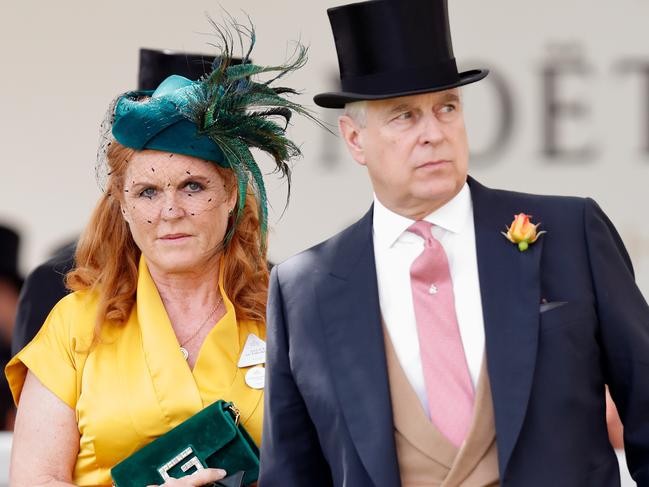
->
468;177;543;476
316;207;401;487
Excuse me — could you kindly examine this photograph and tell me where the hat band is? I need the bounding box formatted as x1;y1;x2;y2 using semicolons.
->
340;58;459;95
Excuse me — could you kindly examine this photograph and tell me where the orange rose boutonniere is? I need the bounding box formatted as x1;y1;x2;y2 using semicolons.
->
502;213;546;251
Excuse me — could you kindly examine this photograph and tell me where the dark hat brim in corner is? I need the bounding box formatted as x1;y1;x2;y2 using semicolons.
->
314;69;488;109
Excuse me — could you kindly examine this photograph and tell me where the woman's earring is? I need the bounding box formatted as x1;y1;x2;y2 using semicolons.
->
228;208;233;216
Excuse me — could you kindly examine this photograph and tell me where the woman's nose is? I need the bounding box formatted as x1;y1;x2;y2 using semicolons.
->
160;190;186;219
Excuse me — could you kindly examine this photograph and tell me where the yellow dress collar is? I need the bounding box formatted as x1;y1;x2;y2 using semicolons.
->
134;256;262;426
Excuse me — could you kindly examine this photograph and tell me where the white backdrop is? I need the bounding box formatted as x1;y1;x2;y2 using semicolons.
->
1;1;647;484
1;0;647;298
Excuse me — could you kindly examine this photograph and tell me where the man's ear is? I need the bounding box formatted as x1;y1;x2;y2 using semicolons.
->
338;115;367;166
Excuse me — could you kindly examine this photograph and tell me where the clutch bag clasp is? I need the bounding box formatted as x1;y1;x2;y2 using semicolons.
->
157;446;204;481
228;404;241;426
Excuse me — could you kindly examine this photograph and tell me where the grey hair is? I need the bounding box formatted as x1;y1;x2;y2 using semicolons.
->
344;100;368;127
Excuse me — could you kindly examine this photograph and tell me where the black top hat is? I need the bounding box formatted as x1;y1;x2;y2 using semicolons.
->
0;225;23;291
138;49;217;91
314;0;488;109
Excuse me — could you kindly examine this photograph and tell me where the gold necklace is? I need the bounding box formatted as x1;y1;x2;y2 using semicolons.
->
179;295;223;361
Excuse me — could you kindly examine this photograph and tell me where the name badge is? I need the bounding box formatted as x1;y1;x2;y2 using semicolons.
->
238;334;266;368
245;366;265;390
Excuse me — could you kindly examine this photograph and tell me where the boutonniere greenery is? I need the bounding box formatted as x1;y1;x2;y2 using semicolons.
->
502;213;546;251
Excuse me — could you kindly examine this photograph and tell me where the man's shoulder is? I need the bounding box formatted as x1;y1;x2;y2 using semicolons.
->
274;209;372;284
23;242;76;289
481;183;585;206
473;180;589;220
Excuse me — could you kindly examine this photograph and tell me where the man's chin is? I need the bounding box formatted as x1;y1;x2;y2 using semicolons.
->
415;181;462;203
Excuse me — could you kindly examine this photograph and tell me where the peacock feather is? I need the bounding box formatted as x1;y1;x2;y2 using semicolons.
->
183;16;327;250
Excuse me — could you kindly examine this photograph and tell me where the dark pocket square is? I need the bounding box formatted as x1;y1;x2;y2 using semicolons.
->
539;301;568;313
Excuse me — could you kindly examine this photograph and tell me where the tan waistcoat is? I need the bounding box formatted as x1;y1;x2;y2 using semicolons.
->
383;330;500;487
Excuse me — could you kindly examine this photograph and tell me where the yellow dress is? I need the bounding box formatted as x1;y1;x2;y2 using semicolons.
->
5;256;265;486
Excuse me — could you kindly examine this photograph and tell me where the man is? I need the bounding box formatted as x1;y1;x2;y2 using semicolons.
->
0;225;23;429
259;1;649;486
11;241;74;357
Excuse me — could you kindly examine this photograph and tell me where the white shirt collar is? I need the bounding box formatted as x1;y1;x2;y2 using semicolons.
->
372;183;473;249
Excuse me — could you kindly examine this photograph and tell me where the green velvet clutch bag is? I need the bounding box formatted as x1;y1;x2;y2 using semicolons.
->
111;400;259;486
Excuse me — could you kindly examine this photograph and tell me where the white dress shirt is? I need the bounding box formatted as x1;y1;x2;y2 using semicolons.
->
372;183;485;417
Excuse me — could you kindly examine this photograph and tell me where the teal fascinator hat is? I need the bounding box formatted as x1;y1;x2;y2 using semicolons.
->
108;20;322;248
112;75;226;164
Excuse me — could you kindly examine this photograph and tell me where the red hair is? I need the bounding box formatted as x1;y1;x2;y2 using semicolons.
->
66;142;268;331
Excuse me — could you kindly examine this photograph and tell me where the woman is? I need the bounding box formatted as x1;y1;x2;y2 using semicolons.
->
6;23;315;487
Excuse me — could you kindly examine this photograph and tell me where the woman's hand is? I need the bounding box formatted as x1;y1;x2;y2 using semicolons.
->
147;468;227;486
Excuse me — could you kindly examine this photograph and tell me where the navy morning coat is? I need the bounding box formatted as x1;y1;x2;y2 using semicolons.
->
258;177;649;487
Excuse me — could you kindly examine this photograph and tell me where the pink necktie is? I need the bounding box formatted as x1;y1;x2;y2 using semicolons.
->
408;220;474;447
